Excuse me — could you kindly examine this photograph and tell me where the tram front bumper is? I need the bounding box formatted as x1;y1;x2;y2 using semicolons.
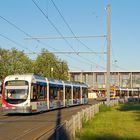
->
2;106;32;114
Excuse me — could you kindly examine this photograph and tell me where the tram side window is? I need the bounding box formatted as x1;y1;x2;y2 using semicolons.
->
73;88;76;99
73;87;78;103
32;85;37;101
37;85;46;100
86;88;88;98
57;87;63;101
44;86;47;99
53;88;57;98
49;88;53;101
73;88;80;99
82;88;88;98
49;86;63;101
31;85;47;101
77;88;80;98
65;87;71;101
82;88;84;98
37;85;40;99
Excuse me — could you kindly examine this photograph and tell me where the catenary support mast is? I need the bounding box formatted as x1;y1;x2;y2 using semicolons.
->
106;4;111;105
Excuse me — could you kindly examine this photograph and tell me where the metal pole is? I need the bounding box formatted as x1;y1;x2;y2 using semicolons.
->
61;62;64;79
106;4;111;105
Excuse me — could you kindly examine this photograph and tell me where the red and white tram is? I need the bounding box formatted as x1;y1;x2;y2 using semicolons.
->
1;74;88;114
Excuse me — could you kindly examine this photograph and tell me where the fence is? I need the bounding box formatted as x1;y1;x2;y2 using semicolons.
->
65;100;118;140
45;100;119;140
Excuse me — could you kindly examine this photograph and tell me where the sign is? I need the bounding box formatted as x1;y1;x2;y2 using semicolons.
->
6;80;28;86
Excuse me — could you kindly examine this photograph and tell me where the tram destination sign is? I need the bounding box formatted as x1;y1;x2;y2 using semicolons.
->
6;80;28;86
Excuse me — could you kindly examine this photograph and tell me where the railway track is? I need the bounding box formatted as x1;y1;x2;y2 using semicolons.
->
0;100;99;140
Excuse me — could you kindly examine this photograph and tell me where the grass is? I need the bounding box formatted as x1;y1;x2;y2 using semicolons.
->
78;102;140;140
99;104;111;112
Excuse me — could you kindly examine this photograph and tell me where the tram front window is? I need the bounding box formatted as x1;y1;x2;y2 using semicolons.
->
5;87;28;99
4;80;28;104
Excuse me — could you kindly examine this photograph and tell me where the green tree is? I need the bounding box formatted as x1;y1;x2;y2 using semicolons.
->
9;48;34;74
34;49;69;80
0;48;33;79
0;48;69;80
0;48;10;79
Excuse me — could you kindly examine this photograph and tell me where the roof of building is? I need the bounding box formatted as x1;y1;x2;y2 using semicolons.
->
69;70;140;73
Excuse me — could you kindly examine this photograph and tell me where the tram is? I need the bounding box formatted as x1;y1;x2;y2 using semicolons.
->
1;74;88;114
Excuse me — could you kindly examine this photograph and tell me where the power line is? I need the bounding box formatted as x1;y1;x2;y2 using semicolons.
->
26;51;106;54
50;0;109;71
0;33;33;53
78;54;105;70
0;15;31;37
0;2;106;70
0;15;102;69
32;0;106;70
32;0;76;52
25;35;106;40
50;0;106;70
50;0;103;52
0;15;57;51
0;14;104;71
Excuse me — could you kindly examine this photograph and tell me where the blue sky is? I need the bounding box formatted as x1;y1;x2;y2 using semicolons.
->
0;0;140;71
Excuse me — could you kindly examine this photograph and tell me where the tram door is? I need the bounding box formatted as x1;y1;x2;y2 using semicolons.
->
73;87;80;104
82;87;88;104
30;83;47;111
49;85;63;108
65;87;71;106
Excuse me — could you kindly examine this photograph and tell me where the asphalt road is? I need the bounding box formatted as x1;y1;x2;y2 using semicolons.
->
0;99;99;140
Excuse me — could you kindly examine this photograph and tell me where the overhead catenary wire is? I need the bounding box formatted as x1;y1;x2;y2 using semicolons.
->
25;51;106;54
78;54;105;70
0;1;106;71
28;0;106;67
0;15;58;52
0;15;104;70
0;1;124;71
0;19;101;71
50;0;106;70
0;33;33;53
0;4;103;71
0;15;31;38
50;0;106;52
31;0;106;70
32;0;76;52
50;0;107;69
25;35;106;40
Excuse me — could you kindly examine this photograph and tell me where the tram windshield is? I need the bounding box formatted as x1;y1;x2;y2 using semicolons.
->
4;80;28;104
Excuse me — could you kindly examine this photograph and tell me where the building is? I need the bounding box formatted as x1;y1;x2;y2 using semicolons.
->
69;70;140;97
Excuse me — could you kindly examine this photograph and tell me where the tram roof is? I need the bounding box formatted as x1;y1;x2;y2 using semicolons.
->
72;81;88;88
4;74;46;83
47;78;63;85
4;74;33;81
63;80;72;85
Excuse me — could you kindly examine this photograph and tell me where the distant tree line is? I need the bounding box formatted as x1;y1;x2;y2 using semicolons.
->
0;48;69;80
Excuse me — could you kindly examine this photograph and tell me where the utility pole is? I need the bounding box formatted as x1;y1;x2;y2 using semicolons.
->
106;4;111;106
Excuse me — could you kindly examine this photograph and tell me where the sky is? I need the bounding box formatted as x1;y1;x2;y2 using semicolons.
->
0;0;140;72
